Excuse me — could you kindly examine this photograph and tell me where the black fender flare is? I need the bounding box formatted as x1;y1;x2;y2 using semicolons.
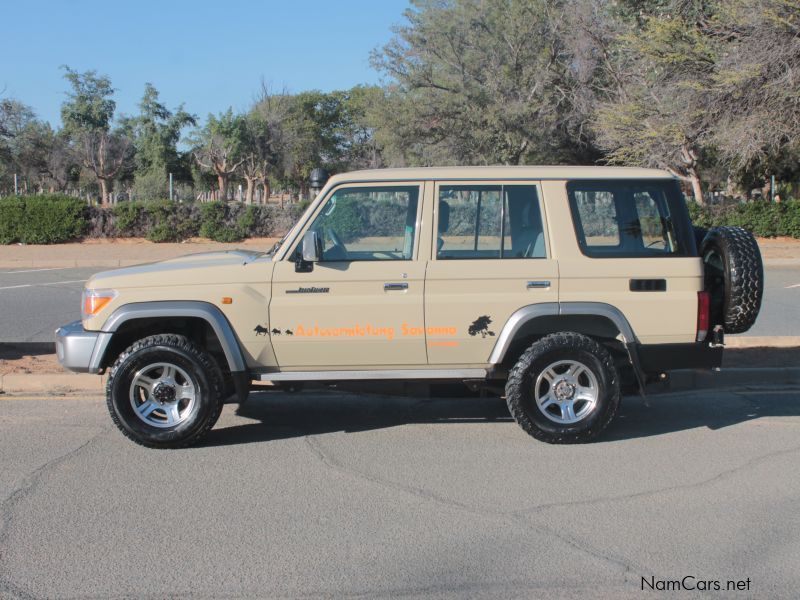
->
488;302;647;394
89;301;247;376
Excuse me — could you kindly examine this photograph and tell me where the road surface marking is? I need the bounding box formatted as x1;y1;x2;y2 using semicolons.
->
2;267;73;274
0;280;85;291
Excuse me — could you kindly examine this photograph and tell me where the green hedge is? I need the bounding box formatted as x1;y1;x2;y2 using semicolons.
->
84;201;304;243
689;200;800;238
0;195;86;244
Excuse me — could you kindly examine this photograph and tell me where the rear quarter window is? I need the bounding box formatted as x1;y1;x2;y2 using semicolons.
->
567;180;695;258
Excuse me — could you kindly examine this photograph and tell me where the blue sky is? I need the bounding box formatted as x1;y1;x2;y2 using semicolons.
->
0;0;411;127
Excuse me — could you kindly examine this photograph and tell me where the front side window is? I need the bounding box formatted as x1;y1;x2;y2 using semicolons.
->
303;185;419;261
568;180;690;258
437;185;545;259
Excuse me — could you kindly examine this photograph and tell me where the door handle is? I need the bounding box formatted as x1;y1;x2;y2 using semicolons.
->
384;282;409;291
527;280;551;289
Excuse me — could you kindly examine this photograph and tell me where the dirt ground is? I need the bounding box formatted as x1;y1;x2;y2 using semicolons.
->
754;236;800;259
0;236;282;266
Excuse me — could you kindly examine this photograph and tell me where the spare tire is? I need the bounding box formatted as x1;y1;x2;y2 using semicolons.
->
699;226;763;334
692;225;708;252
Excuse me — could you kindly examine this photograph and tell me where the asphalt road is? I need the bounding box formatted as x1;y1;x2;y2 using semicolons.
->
1;265;799;342
1;387;798;598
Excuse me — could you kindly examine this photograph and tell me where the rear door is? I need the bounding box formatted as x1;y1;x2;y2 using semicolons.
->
424;181;559;365
557;179;700;344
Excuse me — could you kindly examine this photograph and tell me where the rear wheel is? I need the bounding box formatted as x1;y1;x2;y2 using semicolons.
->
106;334;224;449
505;332;620;444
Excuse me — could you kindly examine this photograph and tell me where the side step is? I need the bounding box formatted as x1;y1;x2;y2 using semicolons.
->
256;368;487;382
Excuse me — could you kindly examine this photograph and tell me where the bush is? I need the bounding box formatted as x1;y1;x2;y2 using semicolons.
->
3;196;305;244
0;197;24;244
0;195;86;243
688;199;800;238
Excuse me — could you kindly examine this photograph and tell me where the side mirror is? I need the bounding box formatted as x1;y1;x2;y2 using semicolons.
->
302;230;321;262
296;230;321;272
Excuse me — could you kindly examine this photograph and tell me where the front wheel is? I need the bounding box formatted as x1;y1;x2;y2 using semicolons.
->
505;332;620;444
106;334;225;448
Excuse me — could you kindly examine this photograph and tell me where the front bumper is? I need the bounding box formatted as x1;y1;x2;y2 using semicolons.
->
55;321;102;373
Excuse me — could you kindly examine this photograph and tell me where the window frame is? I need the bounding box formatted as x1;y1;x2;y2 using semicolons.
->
566;179;694;259
287;182;424;263
432;180;548;260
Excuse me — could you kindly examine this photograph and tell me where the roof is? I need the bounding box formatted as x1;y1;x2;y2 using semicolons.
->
327;165;674;184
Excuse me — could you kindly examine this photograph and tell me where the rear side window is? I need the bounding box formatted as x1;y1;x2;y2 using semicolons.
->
568;180;692;258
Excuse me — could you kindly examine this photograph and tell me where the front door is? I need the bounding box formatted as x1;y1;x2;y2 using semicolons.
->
269;182;427;368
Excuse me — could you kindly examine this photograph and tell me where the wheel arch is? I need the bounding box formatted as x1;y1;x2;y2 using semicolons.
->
89;301;247;375
488;302;638;367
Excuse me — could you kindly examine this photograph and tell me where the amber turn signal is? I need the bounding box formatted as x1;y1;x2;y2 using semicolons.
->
81;289;117;320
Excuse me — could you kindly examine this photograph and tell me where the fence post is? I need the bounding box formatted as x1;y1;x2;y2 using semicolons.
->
169;172;174;201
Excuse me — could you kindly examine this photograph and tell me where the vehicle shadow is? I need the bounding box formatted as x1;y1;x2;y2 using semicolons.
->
202;385;800;447
0;342;56;360
603;386;800;441
203;388;513;447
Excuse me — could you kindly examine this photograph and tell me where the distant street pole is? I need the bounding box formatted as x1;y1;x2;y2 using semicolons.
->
169;172;174;201
14;173;18;195
771;175;775;202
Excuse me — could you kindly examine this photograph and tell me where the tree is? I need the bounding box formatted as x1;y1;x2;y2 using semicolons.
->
709;0;800;170
191;109;246;200
592;4;720;202
239;112;278;204
130;83;196;199
61;67;132;205
371;0;600;167
0;99;37;192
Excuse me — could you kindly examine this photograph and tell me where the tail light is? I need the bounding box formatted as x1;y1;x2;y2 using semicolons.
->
697;291;710;342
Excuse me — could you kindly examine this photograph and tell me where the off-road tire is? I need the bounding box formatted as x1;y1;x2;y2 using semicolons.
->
505;332;620;444
106;334;225;449
700;226;763;334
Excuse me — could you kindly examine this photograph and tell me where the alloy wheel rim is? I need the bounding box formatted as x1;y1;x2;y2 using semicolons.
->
129;362;197;428
534;359;599;425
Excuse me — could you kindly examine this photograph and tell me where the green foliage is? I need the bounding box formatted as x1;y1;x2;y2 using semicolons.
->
0;195;85;243
60;67;115;134
131;84;196;189
688;200;800;238
0;197;25;243
199;202;246;242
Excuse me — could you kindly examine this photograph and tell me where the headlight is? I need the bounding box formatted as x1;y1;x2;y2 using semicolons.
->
82;289;117;321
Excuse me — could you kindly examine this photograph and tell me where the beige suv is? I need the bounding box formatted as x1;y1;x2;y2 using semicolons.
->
56;166;763;447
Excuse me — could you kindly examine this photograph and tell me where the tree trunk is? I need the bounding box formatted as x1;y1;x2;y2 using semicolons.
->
99;178;110;207
217;174;228;201
244;177;256;204
263;179;271;204
687;167;704;205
